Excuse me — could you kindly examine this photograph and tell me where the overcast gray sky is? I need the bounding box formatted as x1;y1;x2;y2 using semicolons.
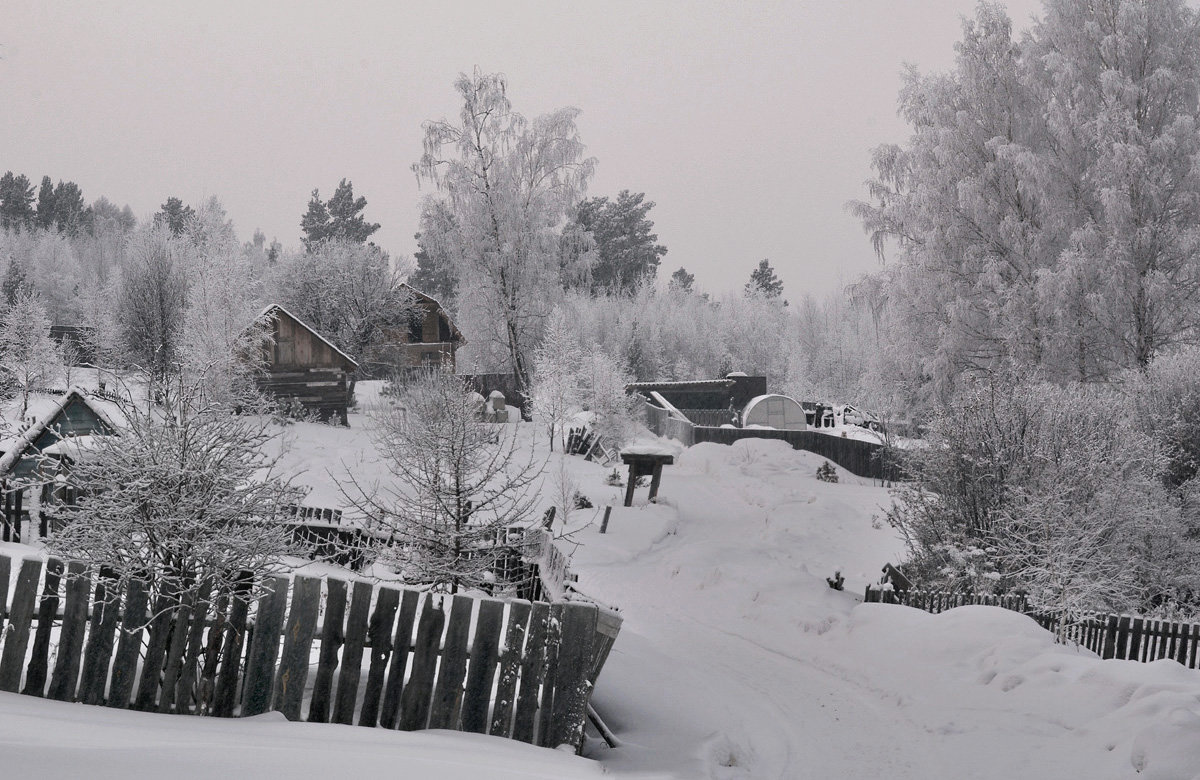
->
1;0;1043;297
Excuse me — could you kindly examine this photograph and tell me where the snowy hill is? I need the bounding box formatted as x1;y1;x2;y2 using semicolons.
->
4;419;1200;778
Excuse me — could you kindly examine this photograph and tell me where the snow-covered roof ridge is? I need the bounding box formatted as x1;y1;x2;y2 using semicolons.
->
255;303;360;368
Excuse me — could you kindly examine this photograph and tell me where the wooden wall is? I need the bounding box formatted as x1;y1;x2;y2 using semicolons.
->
258;309;355;423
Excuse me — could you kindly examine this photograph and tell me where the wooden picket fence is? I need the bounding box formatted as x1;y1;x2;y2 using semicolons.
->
0;552;621;752
864;587;1200;668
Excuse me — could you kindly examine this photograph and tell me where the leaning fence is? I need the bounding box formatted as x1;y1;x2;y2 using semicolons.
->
0;552;621;752
864;587;1200;668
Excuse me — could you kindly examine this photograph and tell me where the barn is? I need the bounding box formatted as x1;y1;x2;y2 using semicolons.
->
254;304;359;425
361;284;465;377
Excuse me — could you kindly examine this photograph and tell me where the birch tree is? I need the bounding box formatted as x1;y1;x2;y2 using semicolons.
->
413;69;595;392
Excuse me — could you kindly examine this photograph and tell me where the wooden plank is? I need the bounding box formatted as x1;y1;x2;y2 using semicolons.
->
359;586;401;727
460;598;504;734
135;585;178;710
48;562;91;702
273;576;322;721
79;567;121;706
1113;616;1131;660
307;578;347;723
548;602;599;751
0;554;10;631
490;600;531;738
398;595;445;731
159;583;200;713
174;580;214;715
0;557;43;692
536;603;565;747
241;575;290;717
512;601;550;744
211;574;253;718
198;590;230;715
429;594;473;730
108;577;149;709
380;588;420;730
23;557;63;696
332;580;374;725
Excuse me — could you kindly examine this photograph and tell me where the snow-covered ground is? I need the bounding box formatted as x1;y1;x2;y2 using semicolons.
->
4;411;1200;779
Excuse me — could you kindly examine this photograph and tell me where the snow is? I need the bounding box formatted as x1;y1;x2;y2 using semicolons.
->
5;419;1200;778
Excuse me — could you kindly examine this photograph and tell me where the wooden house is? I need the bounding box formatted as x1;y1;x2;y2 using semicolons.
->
361;284;465;377
254;304;359;424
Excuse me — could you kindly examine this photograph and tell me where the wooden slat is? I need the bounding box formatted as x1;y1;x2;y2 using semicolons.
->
274;576;322;721
0;557;43;692
211;574;253;718
548;602;599;750
490;600;531;738
332;580;374;725
23;557;63;696
175;580;214;715
0;554;10;631
108;578;149;709
242;575;290;716
78;567;121;706
429;594;473;730
512;601;550;744
48;562;91;702
536;604;565;747
461;598;504;734
199;590;230;715
359;586;401;727
398;595;445;731
380;588;420;730
135;586;178;710
308;578;347;723
159;583;200;713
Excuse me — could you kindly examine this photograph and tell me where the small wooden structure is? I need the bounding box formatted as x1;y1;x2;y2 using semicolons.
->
364;285;465;376
254;305;358;424
619;450;674;507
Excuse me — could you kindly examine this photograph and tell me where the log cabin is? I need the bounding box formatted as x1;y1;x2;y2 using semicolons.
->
254;304;359;424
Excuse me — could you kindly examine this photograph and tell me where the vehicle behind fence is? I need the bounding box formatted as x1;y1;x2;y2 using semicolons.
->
865;587;1200;668
0;551;621;752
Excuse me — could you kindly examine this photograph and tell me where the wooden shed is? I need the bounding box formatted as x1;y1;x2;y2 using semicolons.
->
362;284;465;377
254;304;359;424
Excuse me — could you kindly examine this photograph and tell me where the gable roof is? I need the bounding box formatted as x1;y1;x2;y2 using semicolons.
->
399;283;466;344
256;304;360;369
0;388;125;478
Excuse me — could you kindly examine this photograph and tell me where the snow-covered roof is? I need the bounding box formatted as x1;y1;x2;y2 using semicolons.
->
626;379;735;392
256;304;360;369
400;283;466;344
0;388;125;477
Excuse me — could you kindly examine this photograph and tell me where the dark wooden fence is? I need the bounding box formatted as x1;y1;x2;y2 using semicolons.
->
692;426;901;482
864;587;1200;668
0;552;621;752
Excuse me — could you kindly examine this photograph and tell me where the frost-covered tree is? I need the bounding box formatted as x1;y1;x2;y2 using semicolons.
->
744;259;784;299
667;266;695;295
300;179;380;250
529;308;584;451
0;291;61;418
579;349;640;449
348;371;543;593
117;225;188;384
568;190;667;295
48;373;301;606
852;0;1200;396
414;69;596;391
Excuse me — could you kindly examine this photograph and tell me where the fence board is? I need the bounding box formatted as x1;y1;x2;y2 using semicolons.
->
242;576;289;717
0;557;43;692
380;588;419;730
79;568;120;706
159;584;200;713
399;595;445;731
536;603;565;747
199;591;230;715
548;602;598;751
48;562;90;702
332;580;373;725
359;586;401;727
0;555;10;630
136;586;177;710
24;557;63;696
211;574;252;718
175;581;215;715
108;578;149;709
274;575;321;721
512;601;550;744
308;578;347;723
491;600;531;738
429;594;473;730
461;598;504;734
